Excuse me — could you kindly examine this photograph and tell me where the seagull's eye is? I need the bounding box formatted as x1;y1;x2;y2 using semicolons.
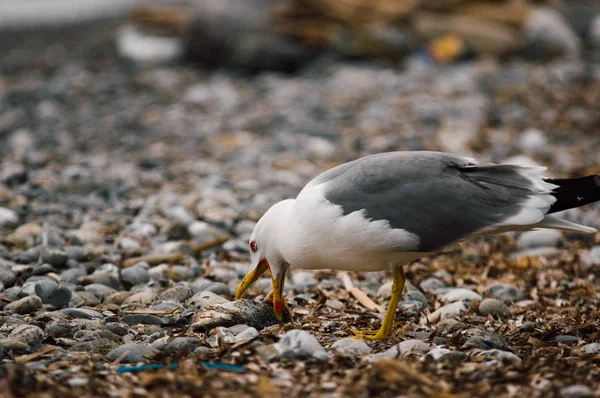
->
249;241;258;253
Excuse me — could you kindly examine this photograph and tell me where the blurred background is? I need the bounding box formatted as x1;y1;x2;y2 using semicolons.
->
0;2;599;396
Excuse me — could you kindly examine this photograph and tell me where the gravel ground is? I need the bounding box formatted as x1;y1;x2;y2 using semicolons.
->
0;21;599;398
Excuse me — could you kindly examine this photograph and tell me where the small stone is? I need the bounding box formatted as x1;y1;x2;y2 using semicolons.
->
0;207;19;227
105;291;133;305
121;314;164;325
559;385;593;398
35;279;72;308
280;329;327;359
486;283;524;302
441;288;482;302
524;7;580;60
462;328;508;351
121;264;150;287
4;296;42;314
74;291;102;306
71;338;118;355
552;335;579;344
426;348;465;364
0;339;30;353
476;349;521;364
39;223;66;248
234;327;259;341
517;229;562;250
0;267;17;287
582;343;600;355
124;290;157;304
325;300;344;311
39;248;69;268
517;128;549;154
331;338;372;356
478;298;511;318
105;343;157;363
165;337;200;354
583;246;600;266
398;339;430;356
154;284;191;303
424;301;467;323
8;324;45;346
419;277;446;292
187;291;229;310
60;308;104;320
84;284;117;301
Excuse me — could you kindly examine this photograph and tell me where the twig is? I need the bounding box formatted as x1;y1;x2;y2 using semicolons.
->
339;271;385;313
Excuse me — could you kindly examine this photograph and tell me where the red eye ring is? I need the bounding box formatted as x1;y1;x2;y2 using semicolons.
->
249;241;257;252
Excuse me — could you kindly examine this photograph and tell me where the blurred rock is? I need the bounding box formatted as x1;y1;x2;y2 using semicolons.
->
523;7;580;60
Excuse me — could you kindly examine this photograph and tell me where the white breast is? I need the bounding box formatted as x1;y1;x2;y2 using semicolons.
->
279;185;423;272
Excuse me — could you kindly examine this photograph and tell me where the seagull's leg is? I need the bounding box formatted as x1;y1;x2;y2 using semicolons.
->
349;266;405;340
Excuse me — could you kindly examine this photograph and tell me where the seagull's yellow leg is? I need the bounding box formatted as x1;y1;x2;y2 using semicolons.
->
349;266;405;340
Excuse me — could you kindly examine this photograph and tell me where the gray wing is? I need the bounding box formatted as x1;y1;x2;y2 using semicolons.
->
310;151;543;252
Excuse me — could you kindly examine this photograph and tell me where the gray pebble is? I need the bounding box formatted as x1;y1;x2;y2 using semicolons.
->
35;279;72;308
82;273;121;290
165;337;200;354
39;248;69;268
0;339;30;353
8;324;45;347
120;314;164;325
71;338;118;355
516;229;562;250
105;343;157;363
0;207;19;227
39;223;65;248
331;338;371;356
582;343;600;355
60;268;87;284
486;283;524;302
121;264;150;286
84;284;118;300
60;308;104;320
154;284;191;303
552;335;579;344
105;322;130;337
462;328;509;351
478;298;511;318
46;321;76;339
419;277;446;292
74;291;102;306
441;288;482;302
187;290;229;310
4;295;42;314
0;267;16;287
64;246;89;262
280;329;327;359
476;349;521;364
191;279;233;297
583;246;600;266
559;385;593;398
234;327;259;341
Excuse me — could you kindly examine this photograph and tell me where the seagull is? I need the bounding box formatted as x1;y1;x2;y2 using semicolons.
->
236;151;600;340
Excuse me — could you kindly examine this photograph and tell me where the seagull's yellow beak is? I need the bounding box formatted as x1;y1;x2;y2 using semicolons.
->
235;259;270;300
